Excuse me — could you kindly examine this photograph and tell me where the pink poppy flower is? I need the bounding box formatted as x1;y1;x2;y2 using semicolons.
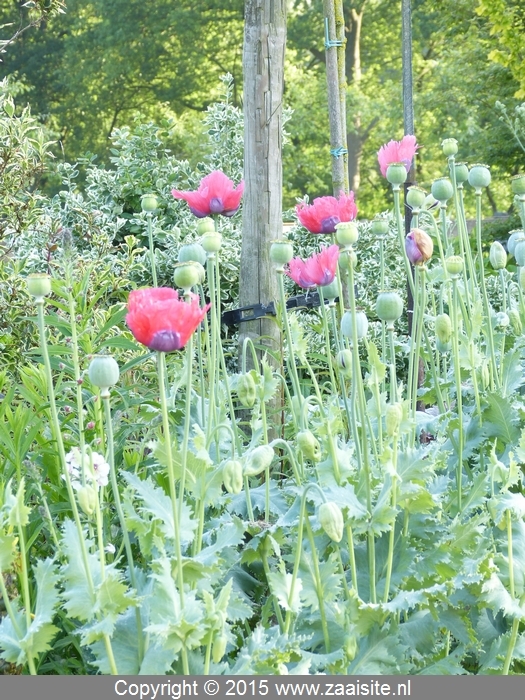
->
377;135;418;177
172;170;244;218
286;245;340;289
126;288;210;352
296;192;357;234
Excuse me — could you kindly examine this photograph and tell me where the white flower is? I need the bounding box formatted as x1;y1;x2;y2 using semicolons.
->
64;447;110;489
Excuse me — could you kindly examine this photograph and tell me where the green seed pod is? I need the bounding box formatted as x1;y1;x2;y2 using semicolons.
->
322;276;339;300
244;445;274;477
201;231;222;253
511;174;525;196
468;164;491;189
508;309;522;335
196;217;216;235
435;313;452;344
370;216;389;236
336;349;353;378
237;372;257;408
88;355;120;390
376;291;403;323
297;430;321;462
406;186;427;209
335;221;359;246
520;266;525;291
445;255;464;277
489;241;507;270
431;177;454;203
338;249;357;270
441;138;458;157
178;242;207;266
318;501;344;543
141;193;158;212
270;239;294;265
386;162;408;185
507;230;524;257
223;459;243;495
385;403;403;437
77;484;98;516
435;338;451;354
212;633;228;664
26;273;52;299
173;261;202;290
341;310;368;340
452;162;469;183
515;240;525;267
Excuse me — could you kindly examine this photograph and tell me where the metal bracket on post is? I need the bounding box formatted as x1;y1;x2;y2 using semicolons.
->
221;291;339;327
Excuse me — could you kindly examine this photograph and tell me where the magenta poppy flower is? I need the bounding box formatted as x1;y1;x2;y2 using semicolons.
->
171;170;244;218
377;135;418;177
126;288;210;352
286;245;340;289
296;192;357;234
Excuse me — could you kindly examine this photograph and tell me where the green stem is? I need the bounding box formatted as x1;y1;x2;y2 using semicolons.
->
15;509;37;675
345;523;359;595
383;434;399;603
393;187;416;300
450;278;464;511
304;517;331;652
146;214;158;287
277;271;303;426
318;286;338;392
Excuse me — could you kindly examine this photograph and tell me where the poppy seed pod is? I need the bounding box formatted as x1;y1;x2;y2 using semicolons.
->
451;162;469;184
468;164;491;189
318;502;344;542
431;177;454;203
376;291;403;323
386;162;408;185
406;186;427;209
173;261;202;291
436;338;451;353
141;193;158;212
335;221;359;246
341;310;369;340
441;138;458;157
489;241;507;270
507;230;525;257
338;249;357;270
515;240;525;267
26;273;52;300
178;242;207;267
322;276;339;300
520;266;525;291
270;239;294;265
88;355;120;391
196;217;216;235
371;216;389;236
445;255;464;277
200;231;222;253
511;174;525;196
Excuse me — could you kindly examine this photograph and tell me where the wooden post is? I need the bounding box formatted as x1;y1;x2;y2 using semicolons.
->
239;0;287;371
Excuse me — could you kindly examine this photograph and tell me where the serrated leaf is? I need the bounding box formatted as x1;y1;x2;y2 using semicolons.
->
268;564;302;613
0;531;17;571
262;357;279;401
483;393;520;444
0;601;26;664
366;341;386;386
6;479;30;528
481;573;525;620
500;348;525;397
60;520;100;621
417;645;467;674
195;516;244;567
347;625;410;674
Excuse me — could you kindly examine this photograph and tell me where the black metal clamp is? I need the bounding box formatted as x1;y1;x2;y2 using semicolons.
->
221;291;338;327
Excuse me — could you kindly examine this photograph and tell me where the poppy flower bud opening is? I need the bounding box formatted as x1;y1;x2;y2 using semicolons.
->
405;229;433;266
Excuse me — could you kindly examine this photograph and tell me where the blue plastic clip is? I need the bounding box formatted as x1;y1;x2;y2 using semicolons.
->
324;18;343;49
330;147;348;158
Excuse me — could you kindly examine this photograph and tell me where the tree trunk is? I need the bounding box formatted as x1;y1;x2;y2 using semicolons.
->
239;0;286;374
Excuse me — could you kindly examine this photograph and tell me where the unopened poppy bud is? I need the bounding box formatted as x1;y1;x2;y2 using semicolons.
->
318;501;344;542
508;309;522;335
196;217;216;235
27;273;52;300
77;484;98;516
270;239;294;265
237;372;257;408
386;162;408;186
385;403;403;437
511;174;525;196
223;459;243;495
335;221;359;246
441;138;458;157
335;350;352;380
489;241;507;270
468;164;491;189
406;186;427;209
481;361;490;390
435;313;452;344
376;291;403;324
405;228;433;265
431;177;454;203
445;255;464;277
297;430;321;462
244;445;274;477
344;635;358;661
88;355;120;392
141;193;158;212
178;242;207;266
212;633;228;664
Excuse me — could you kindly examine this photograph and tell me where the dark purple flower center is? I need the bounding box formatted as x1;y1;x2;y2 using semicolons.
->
148;330;182;352
209;197;224;214
189;206;208;218
320;215;340;234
